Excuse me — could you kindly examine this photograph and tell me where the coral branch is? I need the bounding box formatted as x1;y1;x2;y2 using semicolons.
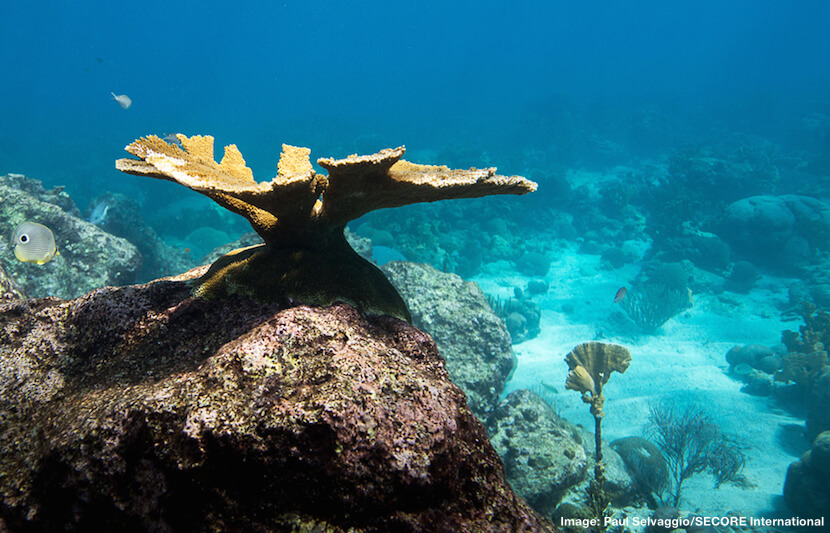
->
318;151;537;224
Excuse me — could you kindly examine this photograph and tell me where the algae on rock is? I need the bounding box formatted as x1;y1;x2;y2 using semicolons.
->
116;135;537;321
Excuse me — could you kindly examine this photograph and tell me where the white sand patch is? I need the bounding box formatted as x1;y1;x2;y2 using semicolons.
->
473;245;807;520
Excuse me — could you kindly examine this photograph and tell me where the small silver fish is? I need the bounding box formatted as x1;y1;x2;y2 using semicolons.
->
11;221;59;264
162;133;183;146
88;201;110;225
111;92;132;109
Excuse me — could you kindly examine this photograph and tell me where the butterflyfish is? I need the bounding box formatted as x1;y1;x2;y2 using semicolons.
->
111;92;132;109
11;222;59;264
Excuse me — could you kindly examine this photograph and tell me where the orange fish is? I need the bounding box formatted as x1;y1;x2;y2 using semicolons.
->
614;287;627;303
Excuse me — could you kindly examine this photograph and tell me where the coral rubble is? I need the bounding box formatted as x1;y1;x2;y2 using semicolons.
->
117;136;537;321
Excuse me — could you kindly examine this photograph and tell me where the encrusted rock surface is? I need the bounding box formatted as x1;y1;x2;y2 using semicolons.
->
0;264;25;300
0;273;554;532
381;261;514;420
783;431;830;520
486;390;635;523
486;390;589;520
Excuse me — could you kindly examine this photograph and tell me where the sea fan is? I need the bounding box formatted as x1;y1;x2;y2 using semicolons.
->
618;282;693;333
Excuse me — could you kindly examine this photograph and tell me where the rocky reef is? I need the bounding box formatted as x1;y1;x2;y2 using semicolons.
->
0;173;141;298
0;270;553;531
84;192;195;281
0;264;25;299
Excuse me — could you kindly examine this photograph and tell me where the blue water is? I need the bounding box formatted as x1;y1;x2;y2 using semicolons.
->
2;1;828;211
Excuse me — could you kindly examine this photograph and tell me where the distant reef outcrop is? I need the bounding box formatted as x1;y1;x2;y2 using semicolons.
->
721;194;830;272
0;173;141;298
0;173;196;299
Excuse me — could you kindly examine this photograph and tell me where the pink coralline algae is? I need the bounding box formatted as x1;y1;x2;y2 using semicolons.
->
0;272;555;532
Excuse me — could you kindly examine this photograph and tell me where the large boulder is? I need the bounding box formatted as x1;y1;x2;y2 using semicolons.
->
381;261;514;420
807;365;830;441
784;431;830;519
0;174;141;298
486;390;589;519
486;390;636;522
0;273;553;532
721;195;830;271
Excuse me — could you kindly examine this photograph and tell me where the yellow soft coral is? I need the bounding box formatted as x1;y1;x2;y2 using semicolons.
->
564;341;632;532
565;341;631;418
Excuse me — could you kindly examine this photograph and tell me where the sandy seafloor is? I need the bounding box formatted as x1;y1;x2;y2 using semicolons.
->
473;234;807;528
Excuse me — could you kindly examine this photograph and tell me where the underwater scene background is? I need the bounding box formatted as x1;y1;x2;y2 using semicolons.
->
2;1;830;531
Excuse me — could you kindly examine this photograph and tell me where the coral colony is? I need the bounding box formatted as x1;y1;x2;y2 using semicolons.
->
117;135;537;321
